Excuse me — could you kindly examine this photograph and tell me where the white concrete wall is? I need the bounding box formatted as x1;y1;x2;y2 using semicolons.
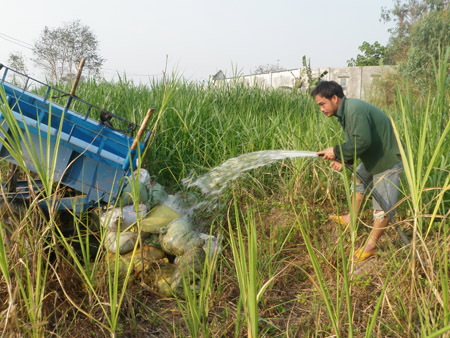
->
218;66;396;99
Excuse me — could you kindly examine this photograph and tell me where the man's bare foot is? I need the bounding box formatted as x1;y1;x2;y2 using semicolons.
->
359;240;378;254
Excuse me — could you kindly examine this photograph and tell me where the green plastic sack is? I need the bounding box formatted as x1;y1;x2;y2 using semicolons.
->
170;247;206;298
159;218;205;256
147;183;168;209
141;263;177;297
106;251;130;284
121;182;149;206
141;205;180;233
106;244;166;285
105;230;138;254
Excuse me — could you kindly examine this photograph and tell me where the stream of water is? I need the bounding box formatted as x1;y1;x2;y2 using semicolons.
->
182;150;318;200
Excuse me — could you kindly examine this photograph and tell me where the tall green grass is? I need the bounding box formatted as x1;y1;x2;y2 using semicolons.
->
391;47;450;337
45;78;318;188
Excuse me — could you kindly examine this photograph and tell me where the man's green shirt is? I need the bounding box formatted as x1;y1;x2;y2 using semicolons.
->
333;96;401;175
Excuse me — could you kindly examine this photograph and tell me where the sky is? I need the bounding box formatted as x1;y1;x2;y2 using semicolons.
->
0;0;395;83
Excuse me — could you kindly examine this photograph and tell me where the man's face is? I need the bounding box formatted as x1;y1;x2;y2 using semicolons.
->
315;94;340;117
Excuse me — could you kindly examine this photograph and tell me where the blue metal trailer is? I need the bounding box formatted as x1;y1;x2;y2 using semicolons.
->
0;63;152;214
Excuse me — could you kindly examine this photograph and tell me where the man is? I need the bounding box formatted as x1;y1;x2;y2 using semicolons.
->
313;81;403;263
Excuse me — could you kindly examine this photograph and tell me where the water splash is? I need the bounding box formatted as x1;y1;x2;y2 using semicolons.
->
183;150;317;200
161;192;200;221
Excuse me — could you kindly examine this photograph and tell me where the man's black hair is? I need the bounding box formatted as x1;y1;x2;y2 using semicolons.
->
311;81;344;99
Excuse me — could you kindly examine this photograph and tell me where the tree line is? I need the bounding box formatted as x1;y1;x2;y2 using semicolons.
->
347;0;450;85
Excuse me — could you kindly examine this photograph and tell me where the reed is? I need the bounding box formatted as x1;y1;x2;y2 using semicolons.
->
390;46;450;336
175;225;220;338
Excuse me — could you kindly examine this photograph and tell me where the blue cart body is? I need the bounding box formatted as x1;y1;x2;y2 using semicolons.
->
0;64;151;213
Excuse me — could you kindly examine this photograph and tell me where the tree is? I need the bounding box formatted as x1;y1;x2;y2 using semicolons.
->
400;8;450;84
293;56;328;92
347;41;390;66
32;20;105;83
253;63;284;74
381;0;449;62
7;51;27;74
7;51;28;86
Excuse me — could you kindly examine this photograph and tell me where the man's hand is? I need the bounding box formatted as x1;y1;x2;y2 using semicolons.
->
329;160;343;171
316;147;336;161
317;148;342;171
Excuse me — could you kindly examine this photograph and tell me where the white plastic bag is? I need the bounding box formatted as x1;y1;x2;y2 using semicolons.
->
199;233;222;261
122;204;147;228
100;207;121;230
101;204;147;231
135;168;151;186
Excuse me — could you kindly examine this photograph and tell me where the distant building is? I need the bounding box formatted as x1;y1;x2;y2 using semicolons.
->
210;70;226;81
214;66;396;99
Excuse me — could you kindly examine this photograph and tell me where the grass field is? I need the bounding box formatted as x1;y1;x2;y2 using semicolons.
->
0;51;449;337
